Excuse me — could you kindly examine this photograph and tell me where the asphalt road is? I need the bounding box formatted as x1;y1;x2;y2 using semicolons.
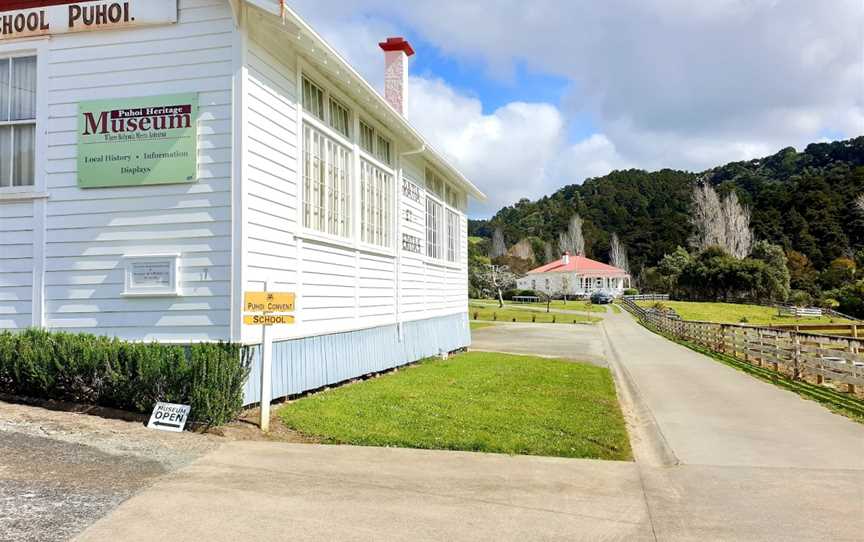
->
0;400;219;542
0;431;166;542
470;321;608;366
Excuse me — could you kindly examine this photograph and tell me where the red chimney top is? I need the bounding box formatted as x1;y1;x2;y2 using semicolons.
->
378;37;415;56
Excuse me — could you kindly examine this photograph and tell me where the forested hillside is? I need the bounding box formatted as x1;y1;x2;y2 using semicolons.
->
472;137;864;276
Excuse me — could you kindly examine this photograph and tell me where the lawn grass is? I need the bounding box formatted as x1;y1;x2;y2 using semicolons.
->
468;304;601;325
635;300;852;325
470;321;496;331
279;352;632;460
610;304;622;314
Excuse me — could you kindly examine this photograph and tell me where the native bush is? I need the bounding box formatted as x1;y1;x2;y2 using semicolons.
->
0;330;251;427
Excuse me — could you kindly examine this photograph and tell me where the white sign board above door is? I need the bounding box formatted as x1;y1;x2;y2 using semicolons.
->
0;1;178;42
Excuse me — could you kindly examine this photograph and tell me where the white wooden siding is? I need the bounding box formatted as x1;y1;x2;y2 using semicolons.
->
0;202;34;329
239;14;469;343
39;0;235;341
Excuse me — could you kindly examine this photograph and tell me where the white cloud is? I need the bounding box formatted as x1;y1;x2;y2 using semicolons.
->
288;0;864;217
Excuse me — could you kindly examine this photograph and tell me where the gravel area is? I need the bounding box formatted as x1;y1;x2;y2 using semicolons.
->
0;400;222;542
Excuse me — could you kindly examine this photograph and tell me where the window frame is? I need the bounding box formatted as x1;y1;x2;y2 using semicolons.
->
296;62;398;257
0;44;45;198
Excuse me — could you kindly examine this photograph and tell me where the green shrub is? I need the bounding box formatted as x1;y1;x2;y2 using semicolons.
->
623;288;640;296
0;329;251;427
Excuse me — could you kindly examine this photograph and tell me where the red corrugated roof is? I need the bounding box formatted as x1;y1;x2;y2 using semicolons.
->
526;255;629;276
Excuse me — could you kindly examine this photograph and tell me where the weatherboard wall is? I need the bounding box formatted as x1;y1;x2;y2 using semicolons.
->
43;0;236;340
239;10;470;347
0;0;236;341
243;312;470;406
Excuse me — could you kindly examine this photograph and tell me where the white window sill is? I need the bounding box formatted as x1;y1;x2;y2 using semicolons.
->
0;189;48;202
296;229;397;259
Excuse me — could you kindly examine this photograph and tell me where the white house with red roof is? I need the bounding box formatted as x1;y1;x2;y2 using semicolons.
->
516;253;632;297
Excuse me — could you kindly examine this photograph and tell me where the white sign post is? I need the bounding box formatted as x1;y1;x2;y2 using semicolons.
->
260;281;274;433
147;402;191;433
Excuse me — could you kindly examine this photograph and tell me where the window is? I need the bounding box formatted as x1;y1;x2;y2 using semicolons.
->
302;124;351;237
446;209;459;262
0;56;36;188
426;197;442;259
425;168;444;198
359;120;375;154
302;77;325;120
360;159;393;247
329;97;351;138
376;134;391;166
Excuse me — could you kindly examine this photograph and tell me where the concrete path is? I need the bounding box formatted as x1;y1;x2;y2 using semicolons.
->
470;321;607;366
600;310;864;541
77;443;653;542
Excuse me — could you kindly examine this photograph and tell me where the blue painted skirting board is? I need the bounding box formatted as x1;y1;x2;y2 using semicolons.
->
243;312;470;406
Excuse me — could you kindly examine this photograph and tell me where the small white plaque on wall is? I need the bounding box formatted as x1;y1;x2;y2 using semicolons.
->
123;255;180;297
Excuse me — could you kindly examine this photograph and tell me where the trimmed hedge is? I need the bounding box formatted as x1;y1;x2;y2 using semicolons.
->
0;329;252;428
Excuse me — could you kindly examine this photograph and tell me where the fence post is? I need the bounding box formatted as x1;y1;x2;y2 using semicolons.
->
792;332;801;380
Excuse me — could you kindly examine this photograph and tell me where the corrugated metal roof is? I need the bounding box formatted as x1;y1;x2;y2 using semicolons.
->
526;255;629;276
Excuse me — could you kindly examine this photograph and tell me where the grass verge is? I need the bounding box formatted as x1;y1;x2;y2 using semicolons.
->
640;322;864;423
635;300;852;325
469;322;496;331
279;352;632;460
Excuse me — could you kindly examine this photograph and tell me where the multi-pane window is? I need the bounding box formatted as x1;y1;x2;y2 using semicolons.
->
358;118;392;166
359;120;375;154
360;159;393;247
0;56;36;188
302;77;325;120
302;124;351;237
375;134;391;165
425;168;444;198
446;209;459;262
426;197;442;259
329;97;351;139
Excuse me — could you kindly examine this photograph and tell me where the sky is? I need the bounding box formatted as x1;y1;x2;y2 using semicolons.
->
289;0;864;218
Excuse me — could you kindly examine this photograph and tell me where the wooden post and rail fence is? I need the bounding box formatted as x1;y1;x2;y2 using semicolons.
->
619;297;864;400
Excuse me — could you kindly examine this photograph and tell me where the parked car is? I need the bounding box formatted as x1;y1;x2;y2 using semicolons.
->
590;291;615;304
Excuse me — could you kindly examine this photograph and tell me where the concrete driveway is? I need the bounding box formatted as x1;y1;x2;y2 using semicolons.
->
470;322;607;366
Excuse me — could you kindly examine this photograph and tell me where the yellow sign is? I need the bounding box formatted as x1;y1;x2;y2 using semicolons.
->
244;292;295;314
243;314;295;326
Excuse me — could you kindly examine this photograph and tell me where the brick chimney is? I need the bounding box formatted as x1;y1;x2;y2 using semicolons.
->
379;37;415;115
563;252;571;265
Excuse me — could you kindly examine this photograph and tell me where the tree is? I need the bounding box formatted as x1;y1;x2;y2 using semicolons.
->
609;233;629;273
786;250;819;294
821;257;856;290
543;241;554;264
690;183;753;258
750;241;790;302
476;264;518;308
558;214;585;256
857;194;864;213
490;227;507;258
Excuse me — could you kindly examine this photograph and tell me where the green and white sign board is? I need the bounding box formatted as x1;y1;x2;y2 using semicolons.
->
77;93;198;188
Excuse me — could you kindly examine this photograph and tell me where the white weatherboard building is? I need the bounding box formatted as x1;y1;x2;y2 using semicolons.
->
516;253;632;297
0;0;484;404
